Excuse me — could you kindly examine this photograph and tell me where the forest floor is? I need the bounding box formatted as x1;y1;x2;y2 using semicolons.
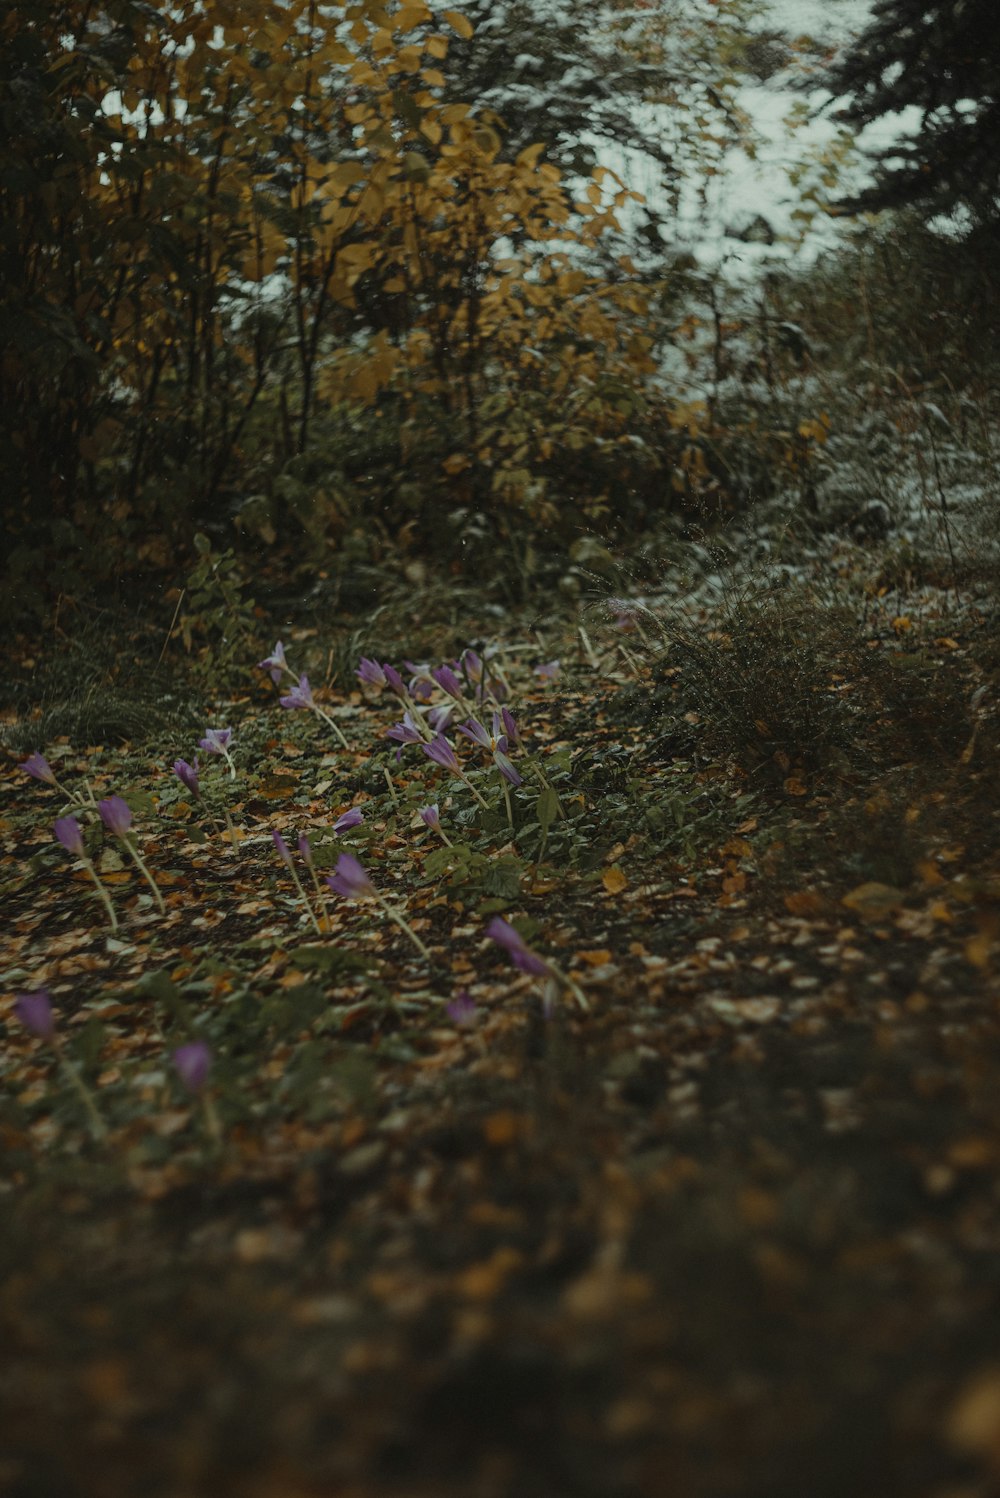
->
2;535;1000;1498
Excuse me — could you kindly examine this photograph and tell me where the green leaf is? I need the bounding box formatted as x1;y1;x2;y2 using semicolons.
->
536;787;559;833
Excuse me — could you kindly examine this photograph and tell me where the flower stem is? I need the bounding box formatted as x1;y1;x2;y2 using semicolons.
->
201;1091;223;1148
52;1038;108;1142
383;766;399;807
287;862;323;936
315;705;351;751
458;770;491;811
377;896;433;961
500;778;514;832
306;864;330;930
221;803;240;855
546;960;589;1012
122;838;166;914
81;857;118;930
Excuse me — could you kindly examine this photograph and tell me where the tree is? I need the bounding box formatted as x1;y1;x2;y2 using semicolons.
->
822;0;1000;234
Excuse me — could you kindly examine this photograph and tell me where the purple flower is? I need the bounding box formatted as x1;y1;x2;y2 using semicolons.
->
21;752;56;785
494;750;522;787
446;989;477;1027
198;728;232;756
534;659;561;681
333;807;364;833
419;803;440;830
54;815;85;857
297;833;313;866
172;758;200;796
272;830;293;867
382;664;406;698
325;852;375;900
172;1040;212;1094
356;657;386;690
422;734;460;773
280;675;314;711
500;707;521;747
485;916;550;977
258;641;288;684
457;717;493;750
432;664;464;699
386;711;424;746
427;704;453;733
410;676;434;703
14;989;55;1040
98;795;132;837
460;648;483;684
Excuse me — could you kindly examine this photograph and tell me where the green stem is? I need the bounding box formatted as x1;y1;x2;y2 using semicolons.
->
81;857;119;930
383;766;399;807
314;704;351;751
287;862;323;936
53;1038;108;1142
545;960;589;1012
500;777;513;832
122;838;165;914
306;862;330;928
221;803;240;854
376;894;433;961
457;769;491;811
436;826;454;849
201;1091;223;1148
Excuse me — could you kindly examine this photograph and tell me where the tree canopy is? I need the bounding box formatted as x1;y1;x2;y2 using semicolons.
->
822;0;1000;234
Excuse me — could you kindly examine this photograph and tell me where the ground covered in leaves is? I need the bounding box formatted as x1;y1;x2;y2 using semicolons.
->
2;551;1000;1498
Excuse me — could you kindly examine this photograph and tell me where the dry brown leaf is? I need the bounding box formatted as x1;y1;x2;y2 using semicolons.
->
602;866;628;895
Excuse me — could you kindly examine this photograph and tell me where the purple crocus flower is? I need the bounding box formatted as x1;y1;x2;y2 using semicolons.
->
500;707;521;747
199;728;232;756
534;660;561;681
172;1040;212;1094
386;711;424;746
446;989;477;1027
280;675;314;710
485;916;550;977
422;734;460;772
356;657;386;690
427;704;453;733
258;641;288;684
173;758;200;796
14;989;55;1040
460;648;483;684
333;807;364;833
494;750;522;787
325;852;375;900
297;833;313;866
382;664;406;698
410;676;434;702
272;830;293;867
54;816;85;857
98;795;132;837
432;664;464;699
457;718;493;751
21;752;56;785
419;804;440;830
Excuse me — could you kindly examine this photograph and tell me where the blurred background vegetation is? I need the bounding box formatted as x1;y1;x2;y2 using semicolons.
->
2;0;998;625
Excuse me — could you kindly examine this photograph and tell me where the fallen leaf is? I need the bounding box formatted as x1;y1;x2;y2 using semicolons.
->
842;882;906;919
784;890;826;916
602;866;628;895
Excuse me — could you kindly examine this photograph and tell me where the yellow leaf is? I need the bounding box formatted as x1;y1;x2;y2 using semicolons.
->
577;948;613;967
602;866;627;895
842;882;906;920
783;890;826;916
442;9;474;39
